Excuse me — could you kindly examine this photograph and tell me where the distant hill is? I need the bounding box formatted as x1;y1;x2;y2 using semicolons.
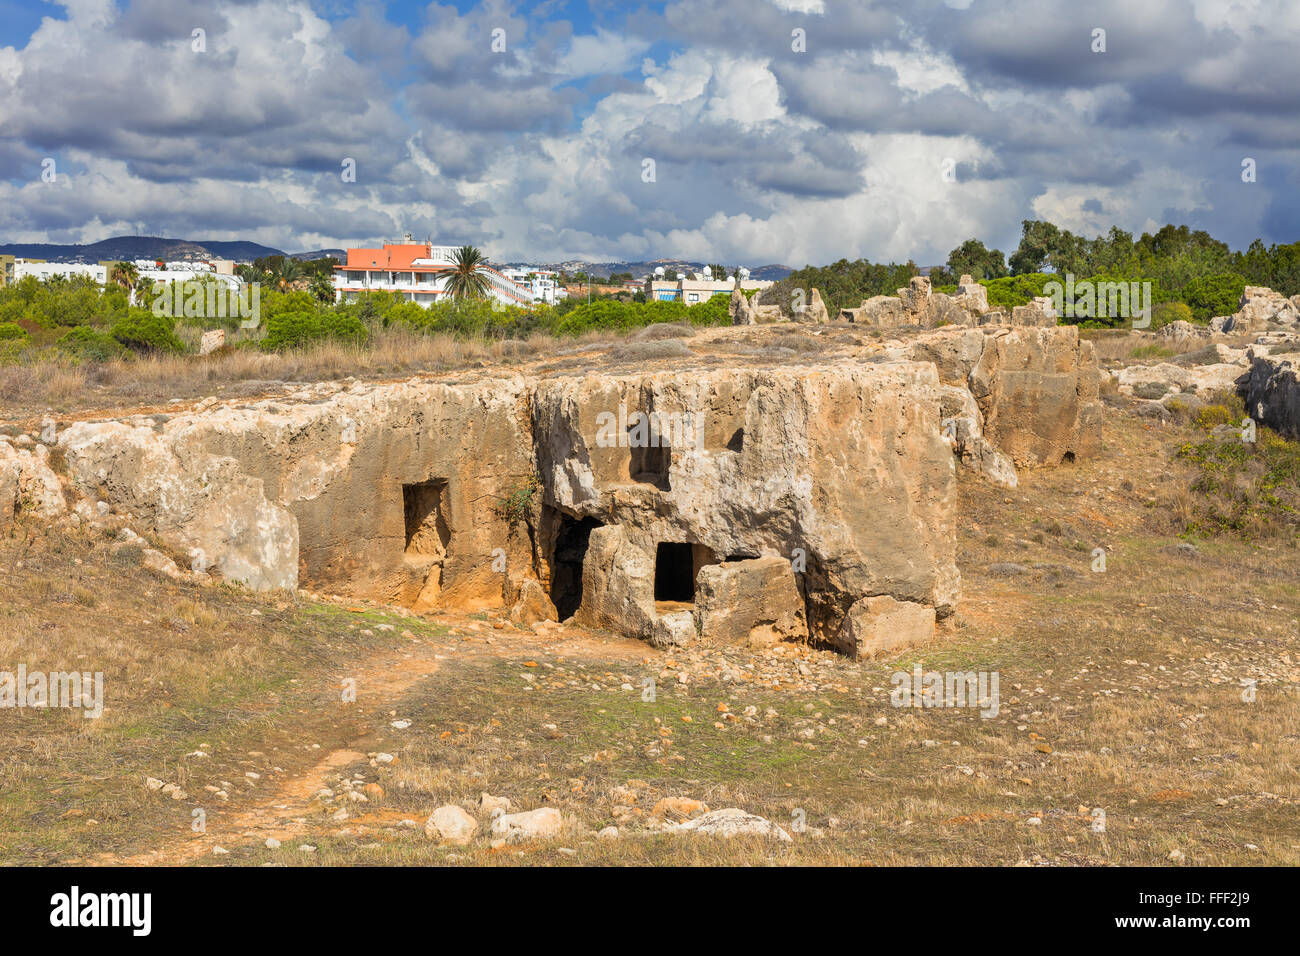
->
0;236;287;263
291;249;346;261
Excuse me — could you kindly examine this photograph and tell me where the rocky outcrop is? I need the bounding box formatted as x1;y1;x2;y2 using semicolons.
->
1242;347;1300;440
531;362;959;649
729;285;755;326
58;377;538;602
800;288;830;324
954;275;989;314
938;384;1018;488
835;594;936;659
694;556;808;646
1160;320;1211;344
904;325;1101;467
1212;286;1300;334
841;276;967;328
1115;362;1246;400
0;440;64;526
59;420;297;590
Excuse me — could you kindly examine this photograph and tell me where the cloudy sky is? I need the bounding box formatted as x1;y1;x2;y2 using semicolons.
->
0;0;1297;266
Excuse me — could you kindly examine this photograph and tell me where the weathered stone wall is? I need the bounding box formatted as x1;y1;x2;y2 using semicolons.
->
532;363;959;650
903;325;1102;467
46;328;1099;657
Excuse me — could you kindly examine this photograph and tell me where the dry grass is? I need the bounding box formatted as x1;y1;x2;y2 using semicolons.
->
0;327;557;421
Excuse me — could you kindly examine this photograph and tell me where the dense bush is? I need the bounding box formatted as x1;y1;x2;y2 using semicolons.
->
1151;301;1195;331
261;308;369;350
110;309;185;354
58;325;127;361
0;322;28;341
1181;273;1246;322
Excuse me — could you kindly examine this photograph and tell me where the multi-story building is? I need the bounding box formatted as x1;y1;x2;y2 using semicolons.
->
333;239;533;308
0;255;14;288
499;268;567;304
645;276;773;305
13;259;108;284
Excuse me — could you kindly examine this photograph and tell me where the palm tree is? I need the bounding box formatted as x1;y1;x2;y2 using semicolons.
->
271;259;304;292
445;245;490;302
133;275;157;309
309;274;335;305
234;263;262;285
109;261;139;294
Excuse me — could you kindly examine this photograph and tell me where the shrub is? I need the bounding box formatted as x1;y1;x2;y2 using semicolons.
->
1181;273;1246;322
262;309;369;350
58;326;126;361
110;309;185;354
1151;301;1194;331
0;322;28;341
261;310;324;350
322;310;368;345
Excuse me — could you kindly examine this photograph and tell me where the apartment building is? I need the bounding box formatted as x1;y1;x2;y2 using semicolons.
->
333;240;533;308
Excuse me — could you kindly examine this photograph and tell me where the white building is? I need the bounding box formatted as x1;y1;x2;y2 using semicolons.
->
333;239;533;308
500;268;567;304
644;273;773;305
13;259;108;284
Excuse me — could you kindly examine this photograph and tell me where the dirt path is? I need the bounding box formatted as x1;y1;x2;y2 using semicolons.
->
85;612;650;866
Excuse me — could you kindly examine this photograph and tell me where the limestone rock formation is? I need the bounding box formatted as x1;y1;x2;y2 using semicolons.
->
0;440;64;526
841;275;972;328
1212;286;1299;334
58;420;297;590
835;594;936;659
906;325;1101;467
1242;347;1300;440
729;285;755;325
799;287;830;324
694;556;808;646
1159;320;1211;343
1115;362;1246;399
35;322;1110;659
531;362;960;648
938;384;1018;488
954;275;989;314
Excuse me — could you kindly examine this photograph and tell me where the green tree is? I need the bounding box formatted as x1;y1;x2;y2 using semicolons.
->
946;239;1007;280
446;245;491;301
309;274;336;305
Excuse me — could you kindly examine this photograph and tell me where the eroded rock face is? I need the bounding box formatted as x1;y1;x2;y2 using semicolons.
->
729;285;755;326
835;594;936;659
1213;286;1300;334
1242;348;1300;440
841;276;968;328
905;325;1102;467
1115;362;1245;399
39;323;1104;657
531;362;959;647
0;441;64;526
694;556;808;646
58;421;295;590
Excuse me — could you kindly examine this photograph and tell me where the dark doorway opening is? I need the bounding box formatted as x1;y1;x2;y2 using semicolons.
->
629;437;670;489
726;427;745;452
403;480;450;557
551;514;603;621
654;542;697;602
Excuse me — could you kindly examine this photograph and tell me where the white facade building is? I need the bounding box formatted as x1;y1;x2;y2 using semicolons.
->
13;259;108;284
333;240;534;308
